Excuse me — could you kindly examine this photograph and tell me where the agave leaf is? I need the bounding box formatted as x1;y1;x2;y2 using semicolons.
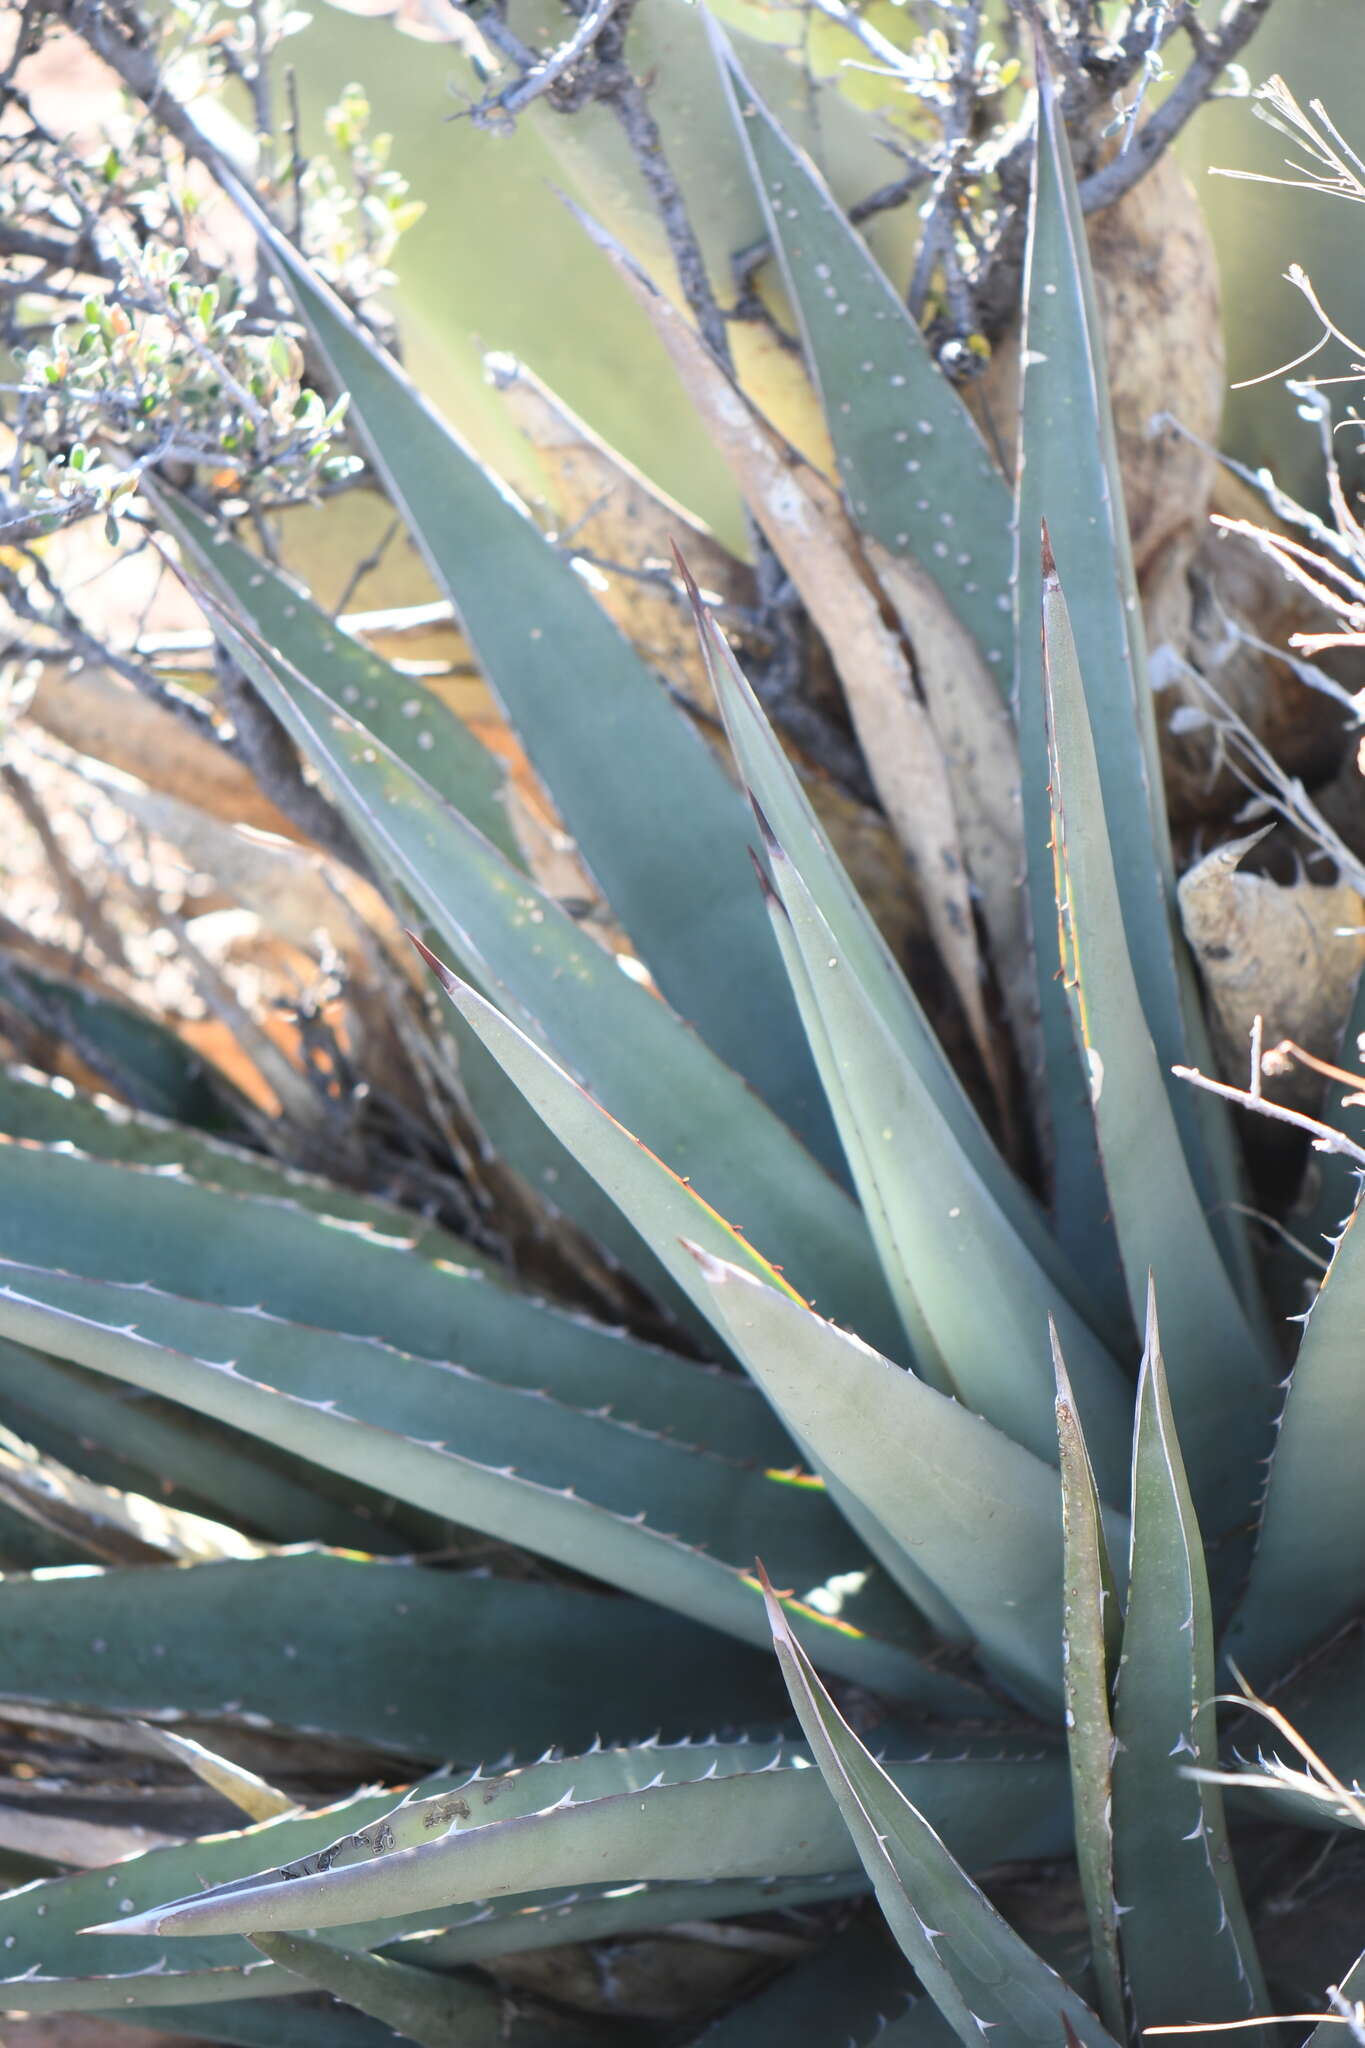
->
1306;1954;1365;2048
1051;1327;1124;2041
248;1932;590;2048
88;1731;1071;1941
151;487;517;863
1109;1285;1266;2033
424;951;1101;1699
395;1871;873;1970
758;1572;1117;2048
707;37;1036;1087
1225;1187;1365;1682
571;203;1002;1105
96;1996;395;2045
0;1776;440;2014
679;556;1121;1352
712;30;1012;671
0;1259;943;1698
179;592;903;1363
690;1244;1130;1709
0;1066;494;1264
135;1725;297;1825
759;831;1132;1501
220;188;837;1169
0;1341;407;1554
1017;51;1254;1307
0;1864;866;2017
1042;542;1274;1540
684;1917;954;2048
0;1549;787;1759
0;961;242;1132
0;1142;788;1462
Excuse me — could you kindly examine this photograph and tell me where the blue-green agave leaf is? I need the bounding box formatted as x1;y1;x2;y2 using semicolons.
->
0;1340;409;1554
0;1140;788;1464
1051;1327;1124;2041
0;1258;939;1699
222;180;839;1168
86;1732;1072;1941
0;1549;786;1760
690;1244;1130;1710
1042;540;1274;1540
712;29;1013;678
1226;1185;1365;1682
0;1068;489;1259
759;833;1132;1501
176;594;900;1362
1017;48;1253;1307
1109;1285;1266;2033
759;1571;1118;2048
680;557;1121;1352
248;1931;592;2048
149;484;517;861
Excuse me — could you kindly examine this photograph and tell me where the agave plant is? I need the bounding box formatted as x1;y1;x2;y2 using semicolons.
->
2;28;1364;2048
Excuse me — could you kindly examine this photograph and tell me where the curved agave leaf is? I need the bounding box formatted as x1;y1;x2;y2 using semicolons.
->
0;1550;786;1759
689;1246;1130;1710
218;185;841;1171
759;1574;1118;2048
412;951;997;1663
0;963;242;1133
679;554;1120;1353
1109;1288;1266;2033
759;832;1132;1501
0;1142;785;1462
0;1341;406;1554
1017;52;1256;1313
1226;1187;1365;1682
0;1066;491;1264
684;1917;954;2048
248;1932;593;2048
1042;543;1274;1541
149;486;517;863
90;1733;1071;1941
1052;1330;1124;2041
168;589;901;1362
100;1996;395;2044
0;1863;866;2017
0;1259;941;1698
711;30;1013;678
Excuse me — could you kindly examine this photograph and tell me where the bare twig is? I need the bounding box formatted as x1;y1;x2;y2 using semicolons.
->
1079;0;1276;212
1174;1061;1365;1168
465;0;626;130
